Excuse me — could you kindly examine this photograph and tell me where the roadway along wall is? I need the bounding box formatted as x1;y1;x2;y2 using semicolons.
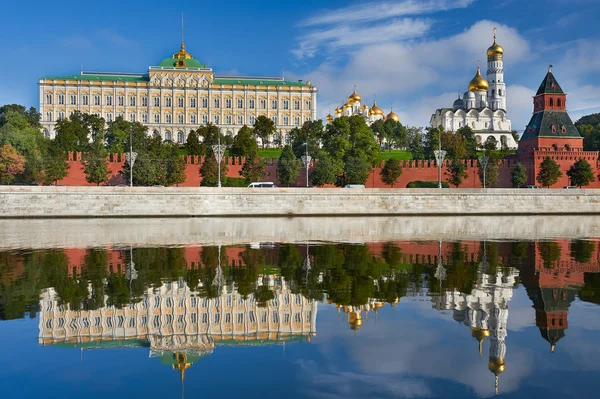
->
2;186;600;218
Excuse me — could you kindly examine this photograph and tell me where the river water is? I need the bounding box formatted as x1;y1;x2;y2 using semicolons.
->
1;217;600;398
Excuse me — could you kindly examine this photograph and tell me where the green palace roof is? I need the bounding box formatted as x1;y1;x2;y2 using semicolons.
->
157;57;206;69
44;73;149;82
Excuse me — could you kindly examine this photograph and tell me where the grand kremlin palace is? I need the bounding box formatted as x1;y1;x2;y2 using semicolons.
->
38;42;318;143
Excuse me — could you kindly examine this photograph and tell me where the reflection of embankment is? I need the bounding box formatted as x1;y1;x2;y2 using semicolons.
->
38;276;316;377
3;215;600;249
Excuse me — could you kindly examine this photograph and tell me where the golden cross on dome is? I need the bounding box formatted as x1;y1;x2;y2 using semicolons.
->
493;27;497;40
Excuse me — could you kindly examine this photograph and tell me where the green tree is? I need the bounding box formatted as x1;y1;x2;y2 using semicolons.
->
240;150;266;183
230;125;258;158
456;126;478;159
54;112;105;152
407;127;425;160
537;157;563;188
387;119;407;151
289;120;324;159
165;143;187;187
371;119;386;148
570;240;595;263
199;154;228;187
82;139;108;186
310;153;339;187
196;123;222;154
42;145;69;185
185;129;202;156
253;115;276;149
446;159;467;187
341;155;371;186
0;144;25;184
511;130;520;143
277;145;301;186
380;159;402;187
424;126;442;160
511;162;528;188
538;241;561;269
0;104;40;128
567;158;595;187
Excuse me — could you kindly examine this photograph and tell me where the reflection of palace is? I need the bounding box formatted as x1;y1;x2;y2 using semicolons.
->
38;275;317;379
434;253;519;395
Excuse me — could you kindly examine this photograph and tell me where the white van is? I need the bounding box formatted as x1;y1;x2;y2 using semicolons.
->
247;182;277;188
344;184;365;188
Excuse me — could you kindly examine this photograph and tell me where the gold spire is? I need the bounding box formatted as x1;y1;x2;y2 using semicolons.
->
173;15;193;68
468;66;489;92
551;344;555;353
370;99;384;115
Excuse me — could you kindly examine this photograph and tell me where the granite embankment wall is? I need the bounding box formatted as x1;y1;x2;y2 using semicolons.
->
58;152;529;188
2;186;600;218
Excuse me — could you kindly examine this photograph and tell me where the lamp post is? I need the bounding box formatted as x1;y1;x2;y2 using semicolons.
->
433;136;447;189
478;152;489;189
125;129;137;187
301;142;312;188
211;131;227;188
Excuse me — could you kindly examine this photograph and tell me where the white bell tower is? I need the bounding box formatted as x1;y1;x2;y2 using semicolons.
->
486;28;506;111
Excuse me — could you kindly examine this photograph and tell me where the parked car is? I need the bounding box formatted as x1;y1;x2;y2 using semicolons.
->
344;184;366;188
563;186;578;189
521;185;542;189
247;182;277;188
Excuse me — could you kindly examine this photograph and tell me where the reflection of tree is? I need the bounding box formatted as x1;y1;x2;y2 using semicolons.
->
570;240;595;264
538;241;561;269
580;273;600;305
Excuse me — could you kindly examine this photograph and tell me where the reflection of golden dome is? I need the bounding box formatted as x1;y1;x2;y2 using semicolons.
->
468;66;489;92
488;358;505;375
386;110;399;122
349;311;363;331
348;88;361;103
471;328;490;356
371;101;384;115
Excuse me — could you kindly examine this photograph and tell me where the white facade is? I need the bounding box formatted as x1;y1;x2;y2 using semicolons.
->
430;31;517;150
38;44;317;146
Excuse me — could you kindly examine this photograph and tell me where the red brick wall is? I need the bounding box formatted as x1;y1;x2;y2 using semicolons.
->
56;151;600;188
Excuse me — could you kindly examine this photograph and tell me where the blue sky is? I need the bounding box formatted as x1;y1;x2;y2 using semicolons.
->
1;0;599;130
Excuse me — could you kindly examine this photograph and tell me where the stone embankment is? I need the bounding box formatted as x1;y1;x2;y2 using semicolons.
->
1;186;600;218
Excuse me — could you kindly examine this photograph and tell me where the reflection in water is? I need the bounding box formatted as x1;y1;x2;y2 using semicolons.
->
2;238;600;397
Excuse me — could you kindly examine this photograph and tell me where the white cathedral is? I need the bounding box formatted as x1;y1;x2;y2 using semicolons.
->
430;30;517;149
325;87;400;125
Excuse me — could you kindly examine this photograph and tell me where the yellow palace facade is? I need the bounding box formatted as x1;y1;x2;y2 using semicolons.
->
38;42;318;144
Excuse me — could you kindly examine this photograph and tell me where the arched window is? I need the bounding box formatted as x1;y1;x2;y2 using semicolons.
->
202;114;208;124
142;113;148;123
154;97;160;107
562;125;567;134
237;99;243;108
178;114;184;124
214;115;220;124
237;115;243;125
549;98;554;107
164;131;172;141
165;97;172;107
552;144;559;151
58;94;65;105
552;124;557;133
249;99;255;109
498;89;502;96
472;122;475;128
564;144;571;151
118;96;124;106
214;98;220;108
154;113;160;123
177;131;184;143
130;96;136;106
249;115;255;125
178;97;184;107
294;116;300;126
226;98;232;109
190;114;196;124
46;112;52;122
107;113;113;123
142;96;148;106
42;129;49;139
273;115;278;125
105;95;112;106
557;98;562;107
46;94;52;104
226;115;232;124
260;99;266;109
166;114;172;124
130;113;136;122
190;98;196;108
294;100;300;110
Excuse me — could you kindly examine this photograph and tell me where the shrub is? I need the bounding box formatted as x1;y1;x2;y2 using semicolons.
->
406;180;450;188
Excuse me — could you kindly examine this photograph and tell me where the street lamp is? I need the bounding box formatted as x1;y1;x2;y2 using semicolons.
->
211;131;227;188
301;142;312;188
125;129;137;187
433;134;447;189
478;153;489;189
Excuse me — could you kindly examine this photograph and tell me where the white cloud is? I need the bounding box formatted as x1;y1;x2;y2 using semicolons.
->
299;0;475;27
506;85;535;132
293;0;476;59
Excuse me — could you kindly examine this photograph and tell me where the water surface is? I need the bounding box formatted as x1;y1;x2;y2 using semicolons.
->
1;220;600;398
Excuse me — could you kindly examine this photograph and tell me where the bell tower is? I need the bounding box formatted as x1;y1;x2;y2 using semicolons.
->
487;28;506;111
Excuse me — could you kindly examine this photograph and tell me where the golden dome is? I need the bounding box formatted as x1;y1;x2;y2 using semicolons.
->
468;66;489;92
487;32;504;59
326;113;333;122
348;88;361;103
386;110;399;122
361;103;369;111
371;101;384;115
334;107;342;115
343;102;352;109
488;358;506;375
